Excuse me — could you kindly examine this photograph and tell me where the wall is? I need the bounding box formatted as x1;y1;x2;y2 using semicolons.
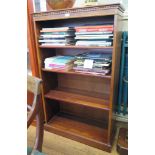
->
122;16;128;31
74;0;128;12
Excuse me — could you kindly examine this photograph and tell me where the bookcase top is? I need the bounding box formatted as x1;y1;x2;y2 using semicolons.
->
33;3;125;21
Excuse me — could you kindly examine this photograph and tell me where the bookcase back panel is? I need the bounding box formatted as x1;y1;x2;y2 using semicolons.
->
39;15;114;28
44;98;109;129
56;48;112;56
40;49;57;68
60;101;108;128
58;74;110;99
42;71;58;93
45;98;60;121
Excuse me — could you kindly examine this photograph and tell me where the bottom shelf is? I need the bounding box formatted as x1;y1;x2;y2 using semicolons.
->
44;113;112;152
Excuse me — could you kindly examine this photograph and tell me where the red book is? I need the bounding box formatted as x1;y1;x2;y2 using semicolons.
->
76;28;113;32
75;25;113;29
75;25;113;32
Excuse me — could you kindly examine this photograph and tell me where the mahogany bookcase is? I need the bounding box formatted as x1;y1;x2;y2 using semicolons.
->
33;3;124;152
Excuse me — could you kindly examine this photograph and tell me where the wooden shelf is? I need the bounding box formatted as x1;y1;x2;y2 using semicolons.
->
44;113;110;151
42;68;111;79
39;45;113;49
44;89;110;111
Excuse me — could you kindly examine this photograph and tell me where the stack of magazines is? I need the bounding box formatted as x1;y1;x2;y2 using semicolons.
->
39;27;76;46
73;52;112;75
75;25;113;47
44;56;75;71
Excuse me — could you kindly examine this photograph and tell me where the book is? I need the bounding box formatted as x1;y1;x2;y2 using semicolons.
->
40;27;75;32
39;27;76;46
41;43;66;46
76;28;113;32
74;61;111;67
41;31;75;36
75;52;112;61
75;25;114;32
76;41;112;46
75;35;113;40
44;56;75;71
45;64;74;71
73;52;112;75
39;39;66;43
41;32;67;35
44;56;75;65
39;36;75;45
73;67;111;74
75;34;113;37
40;34;66;38
75;31;113;35
73;70;108;76
75;25;113;29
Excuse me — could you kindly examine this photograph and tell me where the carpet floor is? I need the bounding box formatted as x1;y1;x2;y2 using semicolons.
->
27;125;124;155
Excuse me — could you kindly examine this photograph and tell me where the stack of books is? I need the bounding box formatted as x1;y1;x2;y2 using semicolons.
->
75;25;113;47
39;27;76;46
73;52;112;75
44;56;75;71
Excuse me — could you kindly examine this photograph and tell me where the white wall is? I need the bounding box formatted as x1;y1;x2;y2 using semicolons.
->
122;16;128;31
74;0;128;13
73;0;84;7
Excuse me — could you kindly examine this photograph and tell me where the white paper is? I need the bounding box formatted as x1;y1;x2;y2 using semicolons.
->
84;59;94;69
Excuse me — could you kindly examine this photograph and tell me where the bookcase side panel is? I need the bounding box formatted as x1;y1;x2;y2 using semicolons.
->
108;14;123;143
32;21;46;122
33;21;56;122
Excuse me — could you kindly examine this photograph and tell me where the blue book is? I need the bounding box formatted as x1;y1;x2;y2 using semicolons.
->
45;56;75;65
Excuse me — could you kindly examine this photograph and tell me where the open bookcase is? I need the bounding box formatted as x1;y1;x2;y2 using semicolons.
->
33;3;124;152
